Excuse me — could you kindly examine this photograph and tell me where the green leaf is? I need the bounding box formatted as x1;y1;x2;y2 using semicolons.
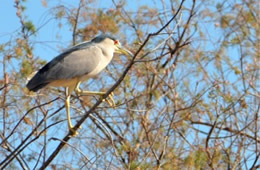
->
24;21;36;34
216;3;222;10
124;74;131;88
220;15;232;28
230;36;240;45
152;90;161;100
21;59;33;77
233;66;241;75
245;11;255;27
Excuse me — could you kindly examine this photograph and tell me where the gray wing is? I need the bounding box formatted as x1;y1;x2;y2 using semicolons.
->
42;45;101;80
26;43;102;91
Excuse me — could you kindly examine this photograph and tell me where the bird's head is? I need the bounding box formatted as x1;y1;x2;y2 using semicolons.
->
114;40;133;56
92;35;133;57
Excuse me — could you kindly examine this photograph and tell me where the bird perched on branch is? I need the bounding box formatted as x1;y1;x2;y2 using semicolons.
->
26;34;133;135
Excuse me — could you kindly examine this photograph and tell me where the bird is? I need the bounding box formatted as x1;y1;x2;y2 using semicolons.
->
26;34;133;135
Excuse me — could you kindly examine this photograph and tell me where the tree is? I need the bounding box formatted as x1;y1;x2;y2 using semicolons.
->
0;0;259;169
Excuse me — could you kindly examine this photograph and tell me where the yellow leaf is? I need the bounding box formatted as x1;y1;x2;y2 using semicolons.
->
23;117;33;126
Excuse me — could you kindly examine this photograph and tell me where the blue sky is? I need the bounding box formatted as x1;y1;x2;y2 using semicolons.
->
0;0;162;61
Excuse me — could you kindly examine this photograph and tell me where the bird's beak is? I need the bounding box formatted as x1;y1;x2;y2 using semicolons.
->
115;44;133;57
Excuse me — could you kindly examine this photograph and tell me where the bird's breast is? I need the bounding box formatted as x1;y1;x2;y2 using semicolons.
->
48;77;79;87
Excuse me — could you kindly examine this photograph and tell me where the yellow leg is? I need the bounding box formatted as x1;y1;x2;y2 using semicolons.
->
65;86;78;136
75;82;116;107
65;95;73;129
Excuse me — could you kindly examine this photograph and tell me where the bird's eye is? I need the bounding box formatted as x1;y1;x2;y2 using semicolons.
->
114;40;119;45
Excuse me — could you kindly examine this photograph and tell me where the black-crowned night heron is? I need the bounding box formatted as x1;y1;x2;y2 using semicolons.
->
26;34;132;135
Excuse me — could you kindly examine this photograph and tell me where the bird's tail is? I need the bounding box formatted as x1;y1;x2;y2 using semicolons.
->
26;72;49;92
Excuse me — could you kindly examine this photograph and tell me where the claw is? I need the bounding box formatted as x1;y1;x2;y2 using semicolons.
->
108;93;116;107
69;127;79;136
102;93;116;108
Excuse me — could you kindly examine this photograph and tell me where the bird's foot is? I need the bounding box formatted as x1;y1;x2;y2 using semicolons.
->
69;127;79;136
102;92;116;108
